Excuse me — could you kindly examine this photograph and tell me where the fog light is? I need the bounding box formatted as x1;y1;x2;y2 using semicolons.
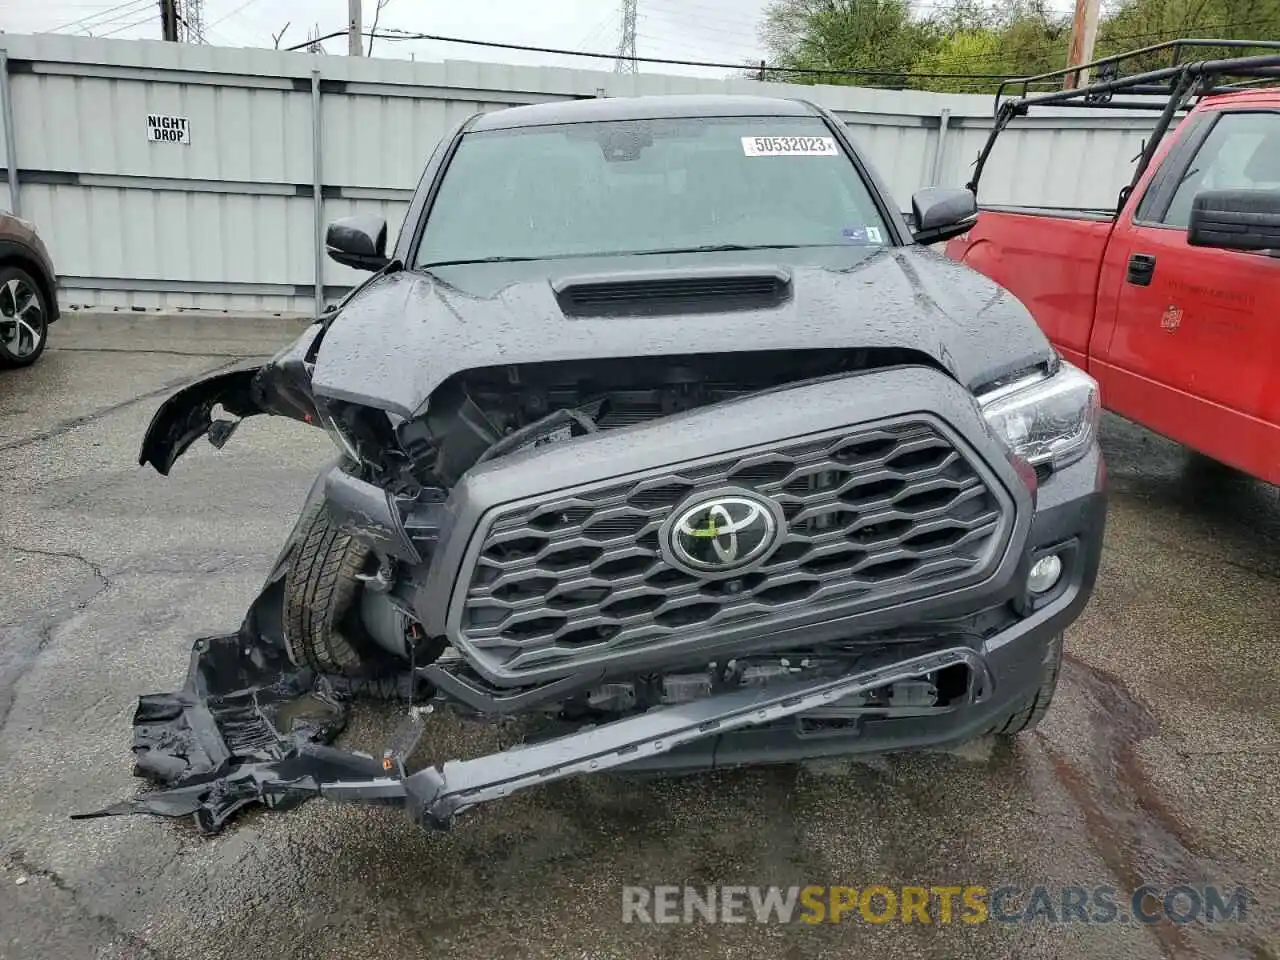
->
1028;554;1063;594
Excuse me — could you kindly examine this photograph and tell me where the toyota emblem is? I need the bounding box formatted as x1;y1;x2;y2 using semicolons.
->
662;491;783;575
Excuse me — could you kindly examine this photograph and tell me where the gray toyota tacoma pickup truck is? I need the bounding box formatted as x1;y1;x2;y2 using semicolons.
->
83;94;1106;833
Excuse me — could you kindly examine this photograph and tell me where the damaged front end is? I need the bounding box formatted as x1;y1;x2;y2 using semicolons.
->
84;308;1103;834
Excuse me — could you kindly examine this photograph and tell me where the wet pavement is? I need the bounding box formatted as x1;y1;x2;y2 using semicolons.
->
1;316;1277;960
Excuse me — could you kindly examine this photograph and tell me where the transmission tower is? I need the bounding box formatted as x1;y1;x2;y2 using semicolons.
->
182;0;206;43
614;0;638;74
305;23;328;55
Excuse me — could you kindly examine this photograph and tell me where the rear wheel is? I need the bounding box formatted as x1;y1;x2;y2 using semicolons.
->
0;266;49;367
991;633;1062;736
282;499;376;675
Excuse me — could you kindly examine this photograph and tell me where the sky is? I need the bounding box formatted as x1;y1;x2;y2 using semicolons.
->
5;0;776;79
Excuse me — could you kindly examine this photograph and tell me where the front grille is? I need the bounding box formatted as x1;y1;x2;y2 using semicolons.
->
453;421;1010;670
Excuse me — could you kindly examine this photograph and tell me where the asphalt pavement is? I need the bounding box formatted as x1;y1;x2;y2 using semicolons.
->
1;315;1277;960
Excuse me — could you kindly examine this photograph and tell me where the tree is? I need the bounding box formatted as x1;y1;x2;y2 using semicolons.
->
761;0;940;88
759;0;1280;93
911;30;1006;92
1097;0;1280;71
910;3;1070;93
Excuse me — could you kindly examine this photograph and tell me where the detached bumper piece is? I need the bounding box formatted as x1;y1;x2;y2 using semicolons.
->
75;636;988;833
71;628;370;832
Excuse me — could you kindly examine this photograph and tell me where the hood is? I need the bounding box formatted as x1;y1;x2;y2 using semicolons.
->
311;246;1051;419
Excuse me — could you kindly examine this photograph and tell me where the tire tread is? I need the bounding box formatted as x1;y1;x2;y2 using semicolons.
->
283;499;372;675
991;633;1062;736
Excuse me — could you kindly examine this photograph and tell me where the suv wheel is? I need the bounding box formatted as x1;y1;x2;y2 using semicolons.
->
0;266;49;367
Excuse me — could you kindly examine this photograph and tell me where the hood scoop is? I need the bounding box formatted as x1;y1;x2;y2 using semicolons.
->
553;266;792;318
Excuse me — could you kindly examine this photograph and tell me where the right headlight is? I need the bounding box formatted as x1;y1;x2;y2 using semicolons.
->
978;362;1101;470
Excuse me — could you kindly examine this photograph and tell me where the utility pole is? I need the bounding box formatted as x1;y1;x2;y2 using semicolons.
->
159;0;179;42
614;0;638;74
1063;0;1102;89
348;0;363;56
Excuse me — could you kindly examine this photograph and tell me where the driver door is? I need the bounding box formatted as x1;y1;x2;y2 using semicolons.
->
1097;107;1280;481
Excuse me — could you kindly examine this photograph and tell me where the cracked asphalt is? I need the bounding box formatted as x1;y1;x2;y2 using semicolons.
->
1;315;1277;959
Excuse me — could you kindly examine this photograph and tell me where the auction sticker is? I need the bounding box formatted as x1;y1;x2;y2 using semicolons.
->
842;225;884;244
742;135;838;157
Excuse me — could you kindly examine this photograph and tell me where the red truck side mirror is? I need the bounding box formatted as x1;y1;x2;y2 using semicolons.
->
1187;190;1280;253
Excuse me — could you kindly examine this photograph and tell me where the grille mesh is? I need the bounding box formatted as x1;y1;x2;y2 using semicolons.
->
455;421;1008;669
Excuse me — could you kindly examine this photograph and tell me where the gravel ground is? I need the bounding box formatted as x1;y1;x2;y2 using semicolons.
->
1;315;1276;960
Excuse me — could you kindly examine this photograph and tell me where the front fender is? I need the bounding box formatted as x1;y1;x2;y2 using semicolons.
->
138;369;263;475
139;322;327;476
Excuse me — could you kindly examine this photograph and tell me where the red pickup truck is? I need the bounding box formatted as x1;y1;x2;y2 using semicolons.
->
945;42;1280;485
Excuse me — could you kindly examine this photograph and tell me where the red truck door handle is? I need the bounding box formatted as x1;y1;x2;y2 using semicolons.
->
1127;253;1157;286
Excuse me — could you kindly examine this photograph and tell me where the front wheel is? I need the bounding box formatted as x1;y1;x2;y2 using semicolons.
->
282;499;376;675
991;633;1062;736
0;266;50;367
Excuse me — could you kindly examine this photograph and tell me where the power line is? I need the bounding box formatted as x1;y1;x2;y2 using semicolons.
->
642;1;765;44
368;0;394;56
645;0;771;25
637;21;764;59
97;12;157;38
296;28;1069;82
48;0;152;35
574;9;621;52
205;0;264;32
635;31;761;60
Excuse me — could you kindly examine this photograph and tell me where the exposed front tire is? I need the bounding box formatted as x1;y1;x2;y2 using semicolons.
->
991;632;1062;736
282;498;376;675
0;266;50;367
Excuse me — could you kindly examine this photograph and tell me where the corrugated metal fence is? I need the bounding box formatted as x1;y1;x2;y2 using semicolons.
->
0;34;1160;315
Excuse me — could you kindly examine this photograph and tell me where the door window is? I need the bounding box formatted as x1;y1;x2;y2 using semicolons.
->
1161;112;1280;228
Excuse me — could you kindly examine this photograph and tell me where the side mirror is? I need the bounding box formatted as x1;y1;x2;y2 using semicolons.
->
1188;190;1280;252
910;187;977;245
325;215;389;271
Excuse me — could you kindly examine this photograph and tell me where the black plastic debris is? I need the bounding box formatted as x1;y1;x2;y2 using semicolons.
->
73;629;340;831
73;580;406;833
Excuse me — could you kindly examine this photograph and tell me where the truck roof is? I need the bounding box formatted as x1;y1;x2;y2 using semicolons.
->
468;94;819;132
1197;87;1280;110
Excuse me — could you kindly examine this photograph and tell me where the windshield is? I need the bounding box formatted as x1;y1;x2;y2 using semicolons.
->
415;115;892;267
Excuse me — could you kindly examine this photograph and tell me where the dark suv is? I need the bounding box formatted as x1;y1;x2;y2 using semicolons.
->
91;95;1106;833
0;211;59;367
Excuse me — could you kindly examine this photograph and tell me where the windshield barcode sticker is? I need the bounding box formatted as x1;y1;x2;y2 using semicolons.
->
742;136;839;157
